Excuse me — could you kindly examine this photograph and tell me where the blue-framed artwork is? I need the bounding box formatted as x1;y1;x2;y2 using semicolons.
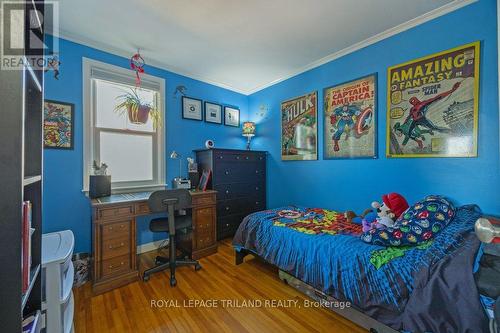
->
323;73;377;159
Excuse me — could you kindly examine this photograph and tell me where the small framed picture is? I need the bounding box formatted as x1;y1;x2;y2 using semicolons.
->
224;106;240;127
198;169;211;191
204;102;222;124
44;100;75;149
182;96;203;121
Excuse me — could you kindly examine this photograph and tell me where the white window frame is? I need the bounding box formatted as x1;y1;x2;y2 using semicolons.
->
82;57;166;193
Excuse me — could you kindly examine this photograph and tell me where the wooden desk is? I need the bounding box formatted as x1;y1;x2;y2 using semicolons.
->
90;190;217;294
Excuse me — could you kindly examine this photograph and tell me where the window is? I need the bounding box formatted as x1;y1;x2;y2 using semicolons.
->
83;58;165;192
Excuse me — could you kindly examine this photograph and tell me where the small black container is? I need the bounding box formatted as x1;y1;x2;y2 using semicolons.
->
89;175;111;198
188;171;199;189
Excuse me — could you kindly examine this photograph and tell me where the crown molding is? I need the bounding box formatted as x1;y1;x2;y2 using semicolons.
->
51;28;250;95
246;0;478;95
50;0;476;96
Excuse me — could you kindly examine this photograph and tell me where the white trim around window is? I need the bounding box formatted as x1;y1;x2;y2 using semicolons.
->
82;57;166;193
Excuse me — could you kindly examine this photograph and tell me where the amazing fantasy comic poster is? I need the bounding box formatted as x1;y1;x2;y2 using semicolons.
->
387;42;480;157
281;91;318;161
324;74;377;159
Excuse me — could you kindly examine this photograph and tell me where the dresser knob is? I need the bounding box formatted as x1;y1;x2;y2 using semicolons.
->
225;190;229;194
245;156;249;160
259;156;263;160
255;170;259;174
109;265;113;269
225;207;230;211
236;156;240;160
108;226;113;231
226;223;230;227
121;262;124;265
255;187;259;191
225;171;229;175
219;156;223;159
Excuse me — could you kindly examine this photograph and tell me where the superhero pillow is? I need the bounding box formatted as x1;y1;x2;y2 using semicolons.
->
360;195;455;247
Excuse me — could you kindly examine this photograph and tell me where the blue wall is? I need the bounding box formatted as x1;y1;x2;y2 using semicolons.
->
43;37;249;252
248;0;500;215
45;0;500;253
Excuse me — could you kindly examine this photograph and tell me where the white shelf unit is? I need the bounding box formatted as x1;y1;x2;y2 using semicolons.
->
42;230;75;333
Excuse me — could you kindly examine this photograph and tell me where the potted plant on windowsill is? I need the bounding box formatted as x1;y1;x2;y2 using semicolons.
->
114;88;161;129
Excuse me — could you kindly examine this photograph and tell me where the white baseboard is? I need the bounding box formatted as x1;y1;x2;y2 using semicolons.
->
136;238;169;254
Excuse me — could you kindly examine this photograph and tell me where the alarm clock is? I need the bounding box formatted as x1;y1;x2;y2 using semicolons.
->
205;140;214;149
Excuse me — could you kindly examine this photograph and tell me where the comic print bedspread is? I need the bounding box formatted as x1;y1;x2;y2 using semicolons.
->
232;205;489;332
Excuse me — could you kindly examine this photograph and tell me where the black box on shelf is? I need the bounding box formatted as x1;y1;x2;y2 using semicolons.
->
89;175;111;198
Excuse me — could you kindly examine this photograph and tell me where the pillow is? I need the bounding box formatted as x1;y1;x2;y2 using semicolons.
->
360;195;455;246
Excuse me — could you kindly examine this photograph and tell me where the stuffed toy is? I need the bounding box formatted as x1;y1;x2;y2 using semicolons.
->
346;193;409;232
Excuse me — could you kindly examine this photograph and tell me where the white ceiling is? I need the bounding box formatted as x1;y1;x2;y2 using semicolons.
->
55;0;473;95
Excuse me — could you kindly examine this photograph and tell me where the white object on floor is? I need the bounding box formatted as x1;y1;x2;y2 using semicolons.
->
42;230;75;333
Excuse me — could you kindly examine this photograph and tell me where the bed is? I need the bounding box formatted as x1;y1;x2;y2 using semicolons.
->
232;204;489;333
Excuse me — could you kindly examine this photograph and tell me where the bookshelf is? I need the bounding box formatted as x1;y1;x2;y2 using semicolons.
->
0;0;45;331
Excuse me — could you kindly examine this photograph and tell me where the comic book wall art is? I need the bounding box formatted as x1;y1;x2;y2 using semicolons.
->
281;92;318;161
387;42;480;157
324;74;377;159
44;100;75;149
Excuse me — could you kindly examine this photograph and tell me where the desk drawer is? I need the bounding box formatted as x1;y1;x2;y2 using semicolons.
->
101;254;131;277
192;194;216;206
101;221;130;241
102;236;130;260
97;204;134;220
135;202;151;215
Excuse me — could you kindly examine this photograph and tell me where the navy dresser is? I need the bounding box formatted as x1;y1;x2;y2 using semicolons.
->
195;148;267;240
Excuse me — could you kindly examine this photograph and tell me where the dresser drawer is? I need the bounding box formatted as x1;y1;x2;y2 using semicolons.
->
101;254;131;277
97;204;134;220
217;197;265;217
214;151;266;163
102;236;130;260
101;220;131;241
215;182;265;200
217;214;245;239
215;163;265;183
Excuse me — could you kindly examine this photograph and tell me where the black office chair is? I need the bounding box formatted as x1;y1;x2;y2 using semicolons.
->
142;189;201;286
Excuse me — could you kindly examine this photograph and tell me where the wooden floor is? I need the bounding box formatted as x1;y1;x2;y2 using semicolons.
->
74;240;366;333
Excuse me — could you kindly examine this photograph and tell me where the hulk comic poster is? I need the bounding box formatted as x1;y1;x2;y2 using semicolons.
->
281;91;318;161
387;42;480;157
324;74;377;159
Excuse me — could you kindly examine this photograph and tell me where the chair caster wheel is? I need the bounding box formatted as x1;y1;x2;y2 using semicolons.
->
143;275;150;282
195;263;202;271
170;278;177;287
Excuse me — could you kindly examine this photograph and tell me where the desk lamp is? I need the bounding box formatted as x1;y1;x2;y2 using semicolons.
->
242;121;256;150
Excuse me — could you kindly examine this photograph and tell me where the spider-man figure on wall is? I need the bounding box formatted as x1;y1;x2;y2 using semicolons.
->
403;81;461;145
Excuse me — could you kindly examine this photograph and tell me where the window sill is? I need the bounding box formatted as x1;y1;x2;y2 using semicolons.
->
82;183;168;195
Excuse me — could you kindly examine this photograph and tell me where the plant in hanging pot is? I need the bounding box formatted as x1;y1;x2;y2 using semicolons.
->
114;88;161;129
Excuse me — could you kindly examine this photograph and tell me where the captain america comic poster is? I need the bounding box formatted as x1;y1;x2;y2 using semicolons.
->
387;41;480;157
323;74;377;159
281;91;318;161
